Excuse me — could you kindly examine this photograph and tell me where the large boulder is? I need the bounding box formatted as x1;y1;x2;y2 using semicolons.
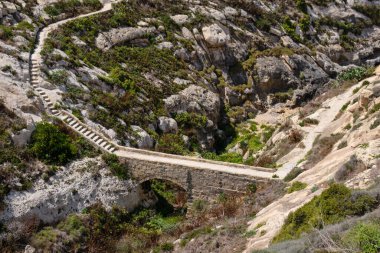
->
131;125;154;149
255;57;299;94
164;85;221;124
96;27;156;51
170;14;189;25
202;24;230;47
157;117;178;133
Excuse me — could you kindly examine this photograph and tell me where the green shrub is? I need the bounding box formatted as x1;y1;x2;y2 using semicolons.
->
299;15;310;32
0;25;13;40
29;122;77;165
156;134;187;155
31;227;60;250
295;0;308;12
370;118;380;130
202;151;244;164
49;70;68;85
340;101;350;112
338;67;370;81
102;153;129;179
287;181;307;193
273;184;378;242
57;214;87;240
343;221;380;253
284;167;304;182
160;242;174;251
282;16;301;42
175;112;207;129
370;103;380;114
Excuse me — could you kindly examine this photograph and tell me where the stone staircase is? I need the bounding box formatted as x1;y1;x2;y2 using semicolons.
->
30;58;117;153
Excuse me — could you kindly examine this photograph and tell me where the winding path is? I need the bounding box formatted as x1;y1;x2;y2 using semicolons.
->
29;0;276;179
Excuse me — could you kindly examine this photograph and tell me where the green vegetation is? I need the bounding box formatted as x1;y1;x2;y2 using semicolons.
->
338;67;372;81
282;16;301;42
343;221;380;253
287;181;307;193
295;0;308;13
44;0;102;17
102;153;129;180
370;103;380;114
202;151;244;164
156;133;187;155
273;184;378;242
29;122;77;165
340;101;350;112
284;167;304;182
175;112;207;129
0;25;13;40
299;117;319;127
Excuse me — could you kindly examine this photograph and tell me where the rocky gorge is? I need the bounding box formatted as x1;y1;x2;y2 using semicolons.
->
0;0;379;252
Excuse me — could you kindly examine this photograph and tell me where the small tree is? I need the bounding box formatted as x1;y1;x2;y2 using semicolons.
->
29;122;77;165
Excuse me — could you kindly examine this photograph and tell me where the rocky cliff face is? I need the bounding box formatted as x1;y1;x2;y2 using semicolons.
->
1;0;379;155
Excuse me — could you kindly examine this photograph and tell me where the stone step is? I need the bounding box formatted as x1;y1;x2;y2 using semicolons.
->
97;139;105;145
80;128;87;134
47;102;53;107
77;125;84;131
88;133;96;138
104;144;111;150
93;136;100;142
101;142;109;148
68;120;76;126
41;95;48;99
109;147;116;152
72;123;80;128
62;115;69;121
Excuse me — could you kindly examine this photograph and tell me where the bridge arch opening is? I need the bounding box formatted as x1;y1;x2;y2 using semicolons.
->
140;178;188;216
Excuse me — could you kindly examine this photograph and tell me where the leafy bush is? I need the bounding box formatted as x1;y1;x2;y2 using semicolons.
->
338;67;371;81
156;134;187;155
273;184;378;242
287;181;307;193
343;221;380;253
29;122;77;165
102;153;129;179
175;112;207;129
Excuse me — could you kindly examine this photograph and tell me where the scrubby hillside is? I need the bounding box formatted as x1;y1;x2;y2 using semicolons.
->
0;0;379;252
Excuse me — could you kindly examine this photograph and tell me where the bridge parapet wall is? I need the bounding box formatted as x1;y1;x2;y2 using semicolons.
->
121;158;279;201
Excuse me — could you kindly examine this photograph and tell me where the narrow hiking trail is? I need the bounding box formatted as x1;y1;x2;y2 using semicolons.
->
29;0;276;179
244;70;380;252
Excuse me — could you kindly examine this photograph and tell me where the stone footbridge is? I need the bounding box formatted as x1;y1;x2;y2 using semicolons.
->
28;0;278;200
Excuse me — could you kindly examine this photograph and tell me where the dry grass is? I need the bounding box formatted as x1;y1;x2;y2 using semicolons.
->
303;133;344;170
